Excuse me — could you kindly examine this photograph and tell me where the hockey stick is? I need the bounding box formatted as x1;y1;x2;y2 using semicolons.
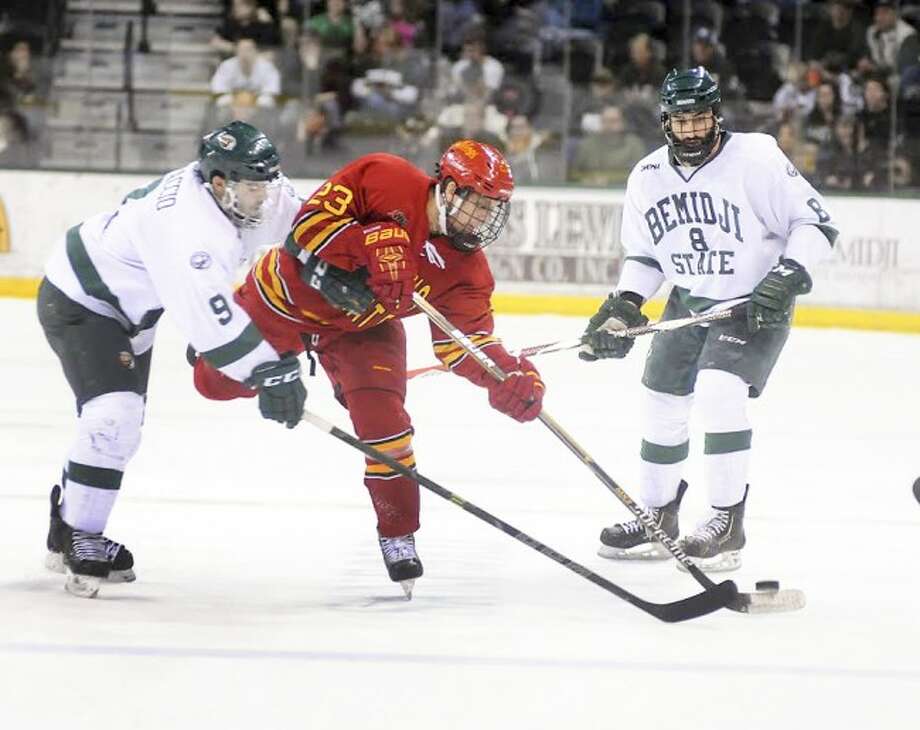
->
301;409;736;623
411;293;803;615
407;305;746;380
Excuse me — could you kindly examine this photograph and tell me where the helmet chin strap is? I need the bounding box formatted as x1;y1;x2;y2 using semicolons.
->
436;181;465;235
434;181;449;235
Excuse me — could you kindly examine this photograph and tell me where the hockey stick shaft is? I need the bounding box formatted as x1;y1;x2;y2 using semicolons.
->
301;410;735;622
410;292;732;595
407;306;743;380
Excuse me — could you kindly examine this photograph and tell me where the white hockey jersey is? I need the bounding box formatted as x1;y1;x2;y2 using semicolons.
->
44;162;302;383
616;132;838;312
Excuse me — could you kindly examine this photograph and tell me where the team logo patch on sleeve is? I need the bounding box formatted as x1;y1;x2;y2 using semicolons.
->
190;251;212;269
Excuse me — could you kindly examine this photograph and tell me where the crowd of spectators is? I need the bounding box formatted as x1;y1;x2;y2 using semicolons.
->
769;0;920;191
195;0;920;190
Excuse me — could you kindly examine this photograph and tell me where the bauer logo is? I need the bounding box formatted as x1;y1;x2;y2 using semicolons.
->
0;195;10;253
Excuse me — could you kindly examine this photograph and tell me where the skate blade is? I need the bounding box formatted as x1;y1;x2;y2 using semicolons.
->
46;552;135;583
399;579;415;600
44;551;65;574
597;543;673;560
64;570;102;599
676;551;741;573
731;588;807;614
107;568;136;583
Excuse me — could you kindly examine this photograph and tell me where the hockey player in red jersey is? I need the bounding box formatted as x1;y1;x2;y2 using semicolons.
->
191;140;545;596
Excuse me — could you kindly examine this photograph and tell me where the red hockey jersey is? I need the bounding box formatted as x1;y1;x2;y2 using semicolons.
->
250;153;520;385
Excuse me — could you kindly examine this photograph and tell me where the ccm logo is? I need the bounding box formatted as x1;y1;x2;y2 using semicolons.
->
364;226;409;245
263;371;300;386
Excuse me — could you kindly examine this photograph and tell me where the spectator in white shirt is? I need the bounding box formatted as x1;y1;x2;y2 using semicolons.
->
862;0;920;76
211;38;281;108
451;29;504;97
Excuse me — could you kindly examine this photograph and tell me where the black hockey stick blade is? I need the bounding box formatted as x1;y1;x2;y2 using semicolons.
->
648;579;739;623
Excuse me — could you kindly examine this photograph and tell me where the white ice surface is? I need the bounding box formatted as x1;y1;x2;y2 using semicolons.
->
0;298;918;729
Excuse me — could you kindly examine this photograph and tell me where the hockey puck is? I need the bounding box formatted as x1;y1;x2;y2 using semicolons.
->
913;478;920;504
755;580;780;592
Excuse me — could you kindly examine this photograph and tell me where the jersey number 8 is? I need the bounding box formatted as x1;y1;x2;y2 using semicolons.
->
689;227;709;252
806;198;831;223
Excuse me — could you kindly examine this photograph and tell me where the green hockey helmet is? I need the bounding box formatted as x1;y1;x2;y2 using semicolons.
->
660;67;723;166
198;121;282;227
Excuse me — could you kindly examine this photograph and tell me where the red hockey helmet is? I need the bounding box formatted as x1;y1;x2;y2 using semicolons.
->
435;139;514;251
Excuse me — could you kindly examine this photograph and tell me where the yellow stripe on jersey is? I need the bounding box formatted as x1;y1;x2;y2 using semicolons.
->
433;334;500;368
265;249;287;301
254;252;296;318
293;211;332;242
271;248;293;302
303;217;355;255
296;308;330;325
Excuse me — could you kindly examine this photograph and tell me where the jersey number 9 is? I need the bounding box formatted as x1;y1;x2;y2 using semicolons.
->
209;294;233;325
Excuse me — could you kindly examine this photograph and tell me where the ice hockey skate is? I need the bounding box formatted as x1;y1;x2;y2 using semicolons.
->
677;487;747;573
598;480;688;560
379;533;423;599
45;484;136;585
49;515;112;599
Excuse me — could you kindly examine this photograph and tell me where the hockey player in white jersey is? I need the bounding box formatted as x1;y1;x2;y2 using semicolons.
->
580;67;838;571
37;121;307;598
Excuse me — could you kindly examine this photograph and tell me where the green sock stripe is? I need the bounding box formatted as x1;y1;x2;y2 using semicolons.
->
67;461;123;490
704;430;753;455
640;439;689;465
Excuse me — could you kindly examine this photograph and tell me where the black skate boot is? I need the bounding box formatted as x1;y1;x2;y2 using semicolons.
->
379;533;423;599
51;517;111;599
677;486;748;573
45;484;136;583
598;480;688;560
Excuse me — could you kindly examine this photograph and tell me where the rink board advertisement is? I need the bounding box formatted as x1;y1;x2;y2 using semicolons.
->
0;169;919;328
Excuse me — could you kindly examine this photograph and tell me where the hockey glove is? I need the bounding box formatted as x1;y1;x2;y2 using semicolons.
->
363;222;416;315
487;357;545;423
300;254;375;316
579;293;648;361
748;258;812;333
247;356;307;429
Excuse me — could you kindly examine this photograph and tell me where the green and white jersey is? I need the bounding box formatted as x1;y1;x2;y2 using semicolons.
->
44;163;302;383
617;132;838;312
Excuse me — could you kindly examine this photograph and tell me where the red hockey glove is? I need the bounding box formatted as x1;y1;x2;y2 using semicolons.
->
192;353;256;401
363;222;416;315
487;357;545;422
